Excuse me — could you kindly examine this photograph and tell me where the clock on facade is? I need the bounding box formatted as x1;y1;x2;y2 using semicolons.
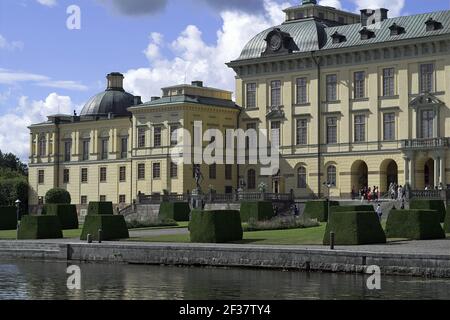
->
269;34;282;51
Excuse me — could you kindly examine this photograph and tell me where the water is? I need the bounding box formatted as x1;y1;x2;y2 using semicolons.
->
0;259;450;300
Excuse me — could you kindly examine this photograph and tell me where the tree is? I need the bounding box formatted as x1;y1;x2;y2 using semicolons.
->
0;150;27;176
45;188;71;204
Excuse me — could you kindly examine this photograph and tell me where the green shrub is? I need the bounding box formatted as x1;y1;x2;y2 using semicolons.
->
159;202;190;221
88;202;114;215
323;211;386;245
126;219;177;229
189;210;243;243
303;200;339;222
240;201;275;222
445;206;450;234
330;205;374;214
0;177;28;216
80;215;129;241
0;206;17;230
42;204;78;230
18;215;63;240
410;200;446;222
386;209;445;240
45;188;71;204
244;216;319;232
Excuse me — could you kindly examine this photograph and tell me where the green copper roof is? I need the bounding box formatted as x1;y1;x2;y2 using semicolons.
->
129;95;240;111
235;10;450;61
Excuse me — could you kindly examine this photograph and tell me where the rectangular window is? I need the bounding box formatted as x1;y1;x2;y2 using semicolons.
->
246;123;257;149
271;121;281;146
99;195;106;202
296;119;308;145
421;110;434;138
354;71;366;99
63;169;70;184
38;170;44;184
101;139;108;160
326;117;337;144
354;115;366;142
383;68;395;97
138;127;146;148
80;196;87;205
64;141;72;162
138;163;145;180
99;167;107;183
296;77;307;104
225;164;232;180
246;83;257;108
153;163;161;179
420;63;434;93
119;166;126;182
81;168;88;183
154;127;162;147
326;74;337;101
82;140;90;161
209;163;217;180
383;113;396;141
38;135;46;157
170;162;178;179
119;195;126;204
121;137;128;159
170;125;179;146
270;80;281;107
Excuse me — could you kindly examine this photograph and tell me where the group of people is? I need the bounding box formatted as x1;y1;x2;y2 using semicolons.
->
388;183;406;201
351;186;381;202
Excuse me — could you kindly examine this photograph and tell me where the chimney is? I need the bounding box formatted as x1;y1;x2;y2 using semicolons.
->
360;8;388;27
191;81;203;87
106;72;125;91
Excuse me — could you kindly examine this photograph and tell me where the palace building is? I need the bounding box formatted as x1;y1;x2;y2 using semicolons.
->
28;0;450;207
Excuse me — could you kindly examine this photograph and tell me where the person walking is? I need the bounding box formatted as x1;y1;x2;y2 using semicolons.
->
376;204;382;220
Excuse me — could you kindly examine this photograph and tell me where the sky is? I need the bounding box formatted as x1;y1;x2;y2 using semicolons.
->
0;0;449;161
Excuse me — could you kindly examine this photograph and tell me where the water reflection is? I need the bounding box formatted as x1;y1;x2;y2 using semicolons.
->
0;260;449;300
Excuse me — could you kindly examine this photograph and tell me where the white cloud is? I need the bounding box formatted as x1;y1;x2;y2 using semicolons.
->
351;0;405;17
0;93;80;160
0;69;88;91
0;34;24;51
36;0;57;7
124;0;291;102
319;0;342;9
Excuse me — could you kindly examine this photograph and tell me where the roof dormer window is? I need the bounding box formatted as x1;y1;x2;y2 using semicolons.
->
389;23;405;36
359;27;375;40
425;17;443;31
331;31;347;44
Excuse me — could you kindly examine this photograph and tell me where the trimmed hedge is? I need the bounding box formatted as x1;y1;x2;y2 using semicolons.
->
303;200;339;222
0;206;17;230
330;205;374;214
323;211;386;245
88;202;114;215
80;215;129;241
18;215;63;240
445;206;450;233
410;199;446;223
386;209;445;240
240;201;275;222
189;210;243;243
45;188;71;204
159;202;190;222
42;204;79;230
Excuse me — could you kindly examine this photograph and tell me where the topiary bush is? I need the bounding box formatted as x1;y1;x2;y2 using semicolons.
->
303;200;339;222
18;215;63;240
189;210;243;243
159;202;190;221
88;202;114;215
42;204;78;230
80;215;129;241
0;206;17;230
240;201;274;222
330;205;374;214
410;200;446;223
323;211;386;245
386;209;446;240
45;188;71;204
445;206;450;234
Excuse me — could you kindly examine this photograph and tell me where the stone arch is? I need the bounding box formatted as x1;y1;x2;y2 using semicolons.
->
351;160;368;191
380;159;398;192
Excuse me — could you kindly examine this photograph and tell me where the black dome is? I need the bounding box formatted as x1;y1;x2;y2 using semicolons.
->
80;90;138;117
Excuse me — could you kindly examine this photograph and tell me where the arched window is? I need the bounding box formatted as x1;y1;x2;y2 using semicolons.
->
297;167;307;188
247;169;256;190
38;134;46;157
327;165;337;186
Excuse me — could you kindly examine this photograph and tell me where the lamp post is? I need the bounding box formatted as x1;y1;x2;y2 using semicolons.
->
15;199;21;240
323;181;335;218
